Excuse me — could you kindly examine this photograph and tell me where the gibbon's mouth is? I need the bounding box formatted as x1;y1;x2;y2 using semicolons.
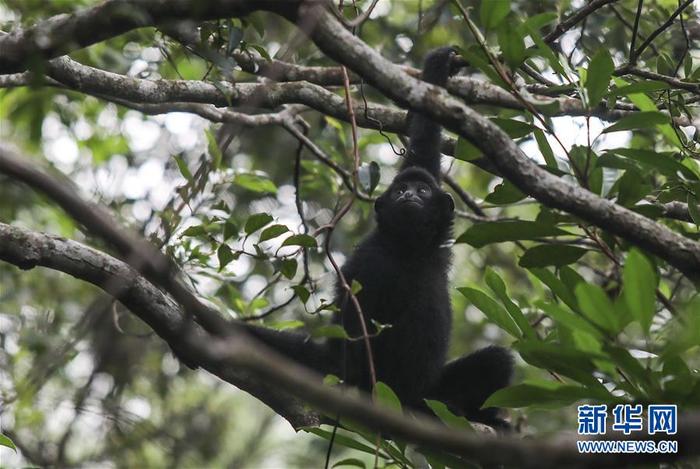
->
399;199;423;206
399;198;424;207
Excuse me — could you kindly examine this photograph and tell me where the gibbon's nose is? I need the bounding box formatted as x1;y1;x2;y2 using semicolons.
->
398;189;419;202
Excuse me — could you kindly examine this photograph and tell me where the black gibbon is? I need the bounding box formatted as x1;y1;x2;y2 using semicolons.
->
248;47;513;428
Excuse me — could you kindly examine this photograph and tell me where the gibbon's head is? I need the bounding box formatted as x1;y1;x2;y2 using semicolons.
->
421;46;468;86
374;167;454;246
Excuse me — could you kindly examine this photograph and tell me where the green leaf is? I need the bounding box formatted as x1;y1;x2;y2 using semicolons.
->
484;181;526;204
246;13;266;38
612;78;681;148
250;44;272;61
605;345;657;396
259;224;289;242
206;129;223;169
484;268;535;338
304;427;378;456
456;221;568;247
244;213;273;234
497;24;526;70
311;324;349;339
524;12;558;30
234;173;277;194
523;23;567;77
174;155;193;182
575;283;618;333
291;285;310;303
351;279;363;295
657;52;675;76
458;287;521;338
515;340;608;388
281;234;317;248
268;320;304;331
622;249;657;333
616;169;652;206
688;194;700;226
602;111;669;133
519;245;587;268
424;400;473;430
534;129;557;168
459;45;508;88
480;0;510;28
455;137;482;161
585;49;614;108
416;448;472;469
560;266;585;293
0;433;16;452
223;218;238;240
529;268;579;312
606;148;697;180
491;117;533;138
609;81;670;97
484;381;609;408
324;374;342;386
374;382;402;412
278;258;298;279
217;244;238;270
333;458;366;469
536;301;603;338
181;224;207;237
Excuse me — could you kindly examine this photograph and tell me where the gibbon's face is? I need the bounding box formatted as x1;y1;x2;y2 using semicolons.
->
375;168;454;238
389;179;434;210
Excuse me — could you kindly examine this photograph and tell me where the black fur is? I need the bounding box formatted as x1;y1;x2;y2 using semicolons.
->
403;46;463;179
427;346;514;428
246;47;513;428
332;165;454;407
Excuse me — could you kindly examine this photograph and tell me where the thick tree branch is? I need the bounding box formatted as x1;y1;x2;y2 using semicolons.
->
0;221;316;428
5;1;700;276
661;201;694;223
42;55;674;127
0;0;299;74
39;56;500;173
293;3;700;279
615;65;700;94
0;2;699;466
0;143;230;336
1;222;699;467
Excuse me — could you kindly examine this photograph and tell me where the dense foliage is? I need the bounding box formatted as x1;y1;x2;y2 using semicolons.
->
0;0;699;467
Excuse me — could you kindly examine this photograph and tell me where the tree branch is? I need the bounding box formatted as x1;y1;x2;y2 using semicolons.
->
1;221;699;467
0;221;316;428
543;0;620;44
292;2;700;279
631;0;694;61
0;0;298;74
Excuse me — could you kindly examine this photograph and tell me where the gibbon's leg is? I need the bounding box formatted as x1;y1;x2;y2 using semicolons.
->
428;346;514;429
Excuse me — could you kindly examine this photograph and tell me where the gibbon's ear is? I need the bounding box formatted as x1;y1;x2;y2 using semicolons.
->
443;192;455;213
375;192;387;214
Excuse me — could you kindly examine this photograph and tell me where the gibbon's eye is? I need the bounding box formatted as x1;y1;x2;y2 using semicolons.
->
417;183;431;196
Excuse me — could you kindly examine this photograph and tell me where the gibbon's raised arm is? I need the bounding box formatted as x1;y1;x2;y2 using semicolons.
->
401;47;465;180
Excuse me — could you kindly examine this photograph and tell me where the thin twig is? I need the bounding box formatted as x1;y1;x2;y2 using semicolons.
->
543;0;620;44
632;0;694;60
628;0;644;63
608;4;660;56
673;0;691;77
